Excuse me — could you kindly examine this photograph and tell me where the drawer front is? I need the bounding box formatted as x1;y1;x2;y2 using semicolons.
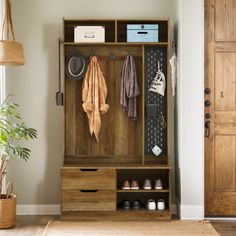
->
61;189;116;212
61;168;116;190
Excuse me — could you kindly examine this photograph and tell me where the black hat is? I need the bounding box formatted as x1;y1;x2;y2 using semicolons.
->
65;53;87;80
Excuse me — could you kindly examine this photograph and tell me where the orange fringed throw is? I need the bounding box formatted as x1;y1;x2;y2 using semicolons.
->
82;56;109;142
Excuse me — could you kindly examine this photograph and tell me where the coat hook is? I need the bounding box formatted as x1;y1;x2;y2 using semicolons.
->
109;52;115;60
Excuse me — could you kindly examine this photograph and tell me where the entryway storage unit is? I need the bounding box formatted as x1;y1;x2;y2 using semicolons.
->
61;19;171;221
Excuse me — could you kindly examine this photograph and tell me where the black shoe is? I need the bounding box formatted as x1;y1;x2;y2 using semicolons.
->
133;200;142;210
121;199;130;210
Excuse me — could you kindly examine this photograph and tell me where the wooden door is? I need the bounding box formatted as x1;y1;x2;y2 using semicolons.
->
205;0;236;216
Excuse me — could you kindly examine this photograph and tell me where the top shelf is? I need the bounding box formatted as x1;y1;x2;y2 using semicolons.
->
63;42;169;46
63;19;169;44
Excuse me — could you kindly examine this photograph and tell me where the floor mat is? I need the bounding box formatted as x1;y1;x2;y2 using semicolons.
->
42;220;220;236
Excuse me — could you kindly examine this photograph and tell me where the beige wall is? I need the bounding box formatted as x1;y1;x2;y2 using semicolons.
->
6;0;176;205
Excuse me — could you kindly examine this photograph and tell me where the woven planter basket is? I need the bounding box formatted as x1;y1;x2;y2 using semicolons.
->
0;0;25;65
0;182;16;229
0;194;16;229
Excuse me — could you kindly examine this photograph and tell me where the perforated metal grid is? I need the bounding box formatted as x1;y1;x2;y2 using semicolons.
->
144;46;167;155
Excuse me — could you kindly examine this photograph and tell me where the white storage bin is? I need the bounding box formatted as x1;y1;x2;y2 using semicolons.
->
74;26;105;43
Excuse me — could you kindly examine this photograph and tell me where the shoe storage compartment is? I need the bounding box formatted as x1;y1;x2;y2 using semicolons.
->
61;18;171;221
117;192;169;211
117;169;169;191
117;168;170;214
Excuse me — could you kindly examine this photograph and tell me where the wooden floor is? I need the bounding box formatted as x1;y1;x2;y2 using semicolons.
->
0;215;235;236
210;220;236;236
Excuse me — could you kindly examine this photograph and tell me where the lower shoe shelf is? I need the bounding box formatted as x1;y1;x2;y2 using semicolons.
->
61;210;171;221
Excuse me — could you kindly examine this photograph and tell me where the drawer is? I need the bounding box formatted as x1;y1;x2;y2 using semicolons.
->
61;189;116;212
61;168;116;190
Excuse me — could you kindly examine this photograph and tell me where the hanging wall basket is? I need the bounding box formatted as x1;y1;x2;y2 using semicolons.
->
0;40;24;65
0;0;25;65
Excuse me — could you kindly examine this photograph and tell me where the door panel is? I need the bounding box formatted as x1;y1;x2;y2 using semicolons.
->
205;0;236;216
215;0;236;41
215;53;236;111
214;135;236;192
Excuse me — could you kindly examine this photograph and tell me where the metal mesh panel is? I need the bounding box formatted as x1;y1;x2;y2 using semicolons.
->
144;46;167;155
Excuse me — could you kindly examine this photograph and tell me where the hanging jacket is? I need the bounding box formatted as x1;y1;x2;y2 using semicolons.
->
82;56;109;142
120;54;139;119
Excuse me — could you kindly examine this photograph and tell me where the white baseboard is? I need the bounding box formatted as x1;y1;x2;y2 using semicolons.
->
17;204;177;216
180;204;204;220
17;204;60;215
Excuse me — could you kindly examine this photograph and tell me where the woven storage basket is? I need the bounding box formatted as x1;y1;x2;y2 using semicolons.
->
0;182;16;229
0;40;24;65
0;0;25;65
0;195;16;229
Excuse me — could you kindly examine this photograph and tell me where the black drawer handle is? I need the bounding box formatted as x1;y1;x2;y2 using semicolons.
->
80;190;98;193
138;31;148;34
79;168;98;172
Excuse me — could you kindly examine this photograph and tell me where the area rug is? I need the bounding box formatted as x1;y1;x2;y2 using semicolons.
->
42;220;220;236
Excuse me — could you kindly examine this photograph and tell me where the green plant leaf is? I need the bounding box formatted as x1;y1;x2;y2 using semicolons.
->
0;96;38;163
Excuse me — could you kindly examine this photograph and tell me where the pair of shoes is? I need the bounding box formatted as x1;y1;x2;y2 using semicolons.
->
143;178;163;190
146;199;165;211
122;180;139;190
121;199;142;210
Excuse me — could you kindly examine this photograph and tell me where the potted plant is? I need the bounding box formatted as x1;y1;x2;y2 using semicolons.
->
0;97;37;228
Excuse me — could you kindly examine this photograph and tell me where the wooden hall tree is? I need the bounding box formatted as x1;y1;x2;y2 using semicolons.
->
61;19;172;221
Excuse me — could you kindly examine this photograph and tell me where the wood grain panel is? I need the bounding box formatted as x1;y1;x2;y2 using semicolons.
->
215;0;236;41
205;0;236;215
61;190;116;212
65;78;76;156
215;53;236;111
215;42;236;52
215;111;236;128
214;135;236;192
210;192;236;215
65;45;143;164
61;168;116;190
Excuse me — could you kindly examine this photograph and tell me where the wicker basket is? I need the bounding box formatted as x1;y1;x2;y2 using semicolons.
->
0;0;25;65
0;182;16;229
0;40;24;65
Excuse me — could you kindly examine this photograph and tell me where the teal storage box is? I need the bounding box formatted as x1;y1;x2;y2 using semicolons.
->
127;24;159;42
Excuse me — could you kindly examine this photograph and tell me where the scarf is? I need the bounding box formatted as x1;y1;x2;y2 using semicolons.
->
120;54;139;119
82;56;109;142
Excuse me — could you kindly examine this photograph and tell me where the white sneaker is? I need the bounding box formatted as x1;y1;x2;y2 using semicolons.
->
147;199;156;210
157;199;165;211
